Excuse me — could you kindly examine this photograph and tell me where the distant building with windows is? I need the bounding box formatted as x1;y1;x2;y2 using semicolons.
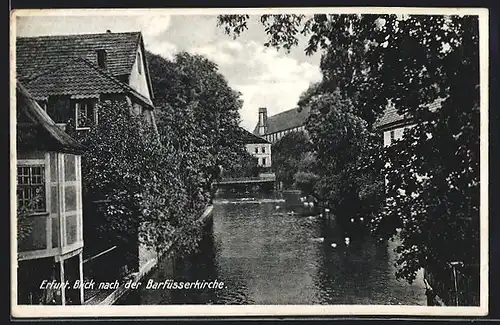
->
253;106;309;144
239;127;272;168
373;103;416;146
374;99;444;146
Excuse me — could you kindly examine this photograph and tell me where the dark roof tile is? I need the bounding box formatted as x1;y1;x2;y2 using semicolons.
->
23;57;128;99
23;57;153;108
373;105;411;130
373;98;446;130
253;106;310;135
239;127;270;144
16;32;141;81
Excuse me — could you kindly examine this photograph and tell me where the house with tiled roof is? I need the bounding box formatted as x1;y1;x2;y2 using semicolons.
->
238;127;272;168
16;81;85;305
16;31;157;133
252;106;309;144
373;103;414;146
373;99;444;146
15;31;159;304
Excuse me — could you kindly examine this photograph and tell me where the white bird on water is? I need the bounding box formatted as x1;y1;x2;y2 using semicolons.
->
350;218;355;223
345;237;350;245
331;243;337;248
360;217;364;222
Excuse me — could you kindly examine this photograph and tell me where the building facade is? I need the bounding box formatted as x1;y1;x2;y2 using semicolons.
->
16;82;86;305
239;127;272;168
246;143;272;168
253;106;309;144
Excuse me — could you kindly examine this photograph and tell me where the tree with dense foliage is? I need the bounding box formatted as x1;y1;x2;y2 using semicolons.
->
66;99;203;261
146;51;250;199
294;171;319;197
222;149;260;178
271;130;314;190
303;89;385;226
218;14;480;292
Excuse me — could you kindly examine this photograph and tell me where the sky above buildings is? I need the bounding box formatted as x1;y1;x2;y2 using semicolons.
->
15;11;323;131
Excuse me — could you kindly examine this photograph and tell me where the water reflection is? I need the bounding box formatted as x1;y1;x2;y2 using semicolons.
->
117;193;426;305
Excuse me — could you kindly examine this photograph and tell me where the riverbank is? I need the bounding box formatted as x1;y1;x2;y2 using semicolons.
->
83;204;214;305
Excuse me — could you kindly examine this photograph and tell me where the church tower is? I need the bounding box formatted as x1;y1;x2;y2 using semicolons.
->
258;107;268;136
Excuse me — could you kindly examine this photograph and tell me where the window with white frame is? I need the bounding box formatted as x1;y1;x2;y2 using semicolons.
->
262;147;266;153
17;165;46;213
75;101;96;129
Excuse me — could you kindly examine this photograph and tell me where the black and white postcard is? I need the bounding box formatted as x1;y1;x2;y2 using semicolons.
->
10;7;489;318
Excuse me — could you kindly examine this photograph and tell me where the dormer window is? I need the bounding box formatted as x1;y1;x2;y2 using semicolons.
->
96;49;107;69
137;52;142;75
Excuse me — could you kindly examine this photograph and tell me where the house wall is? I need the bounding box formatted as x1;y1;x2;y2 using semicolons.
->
383;124;416;146
245;143;272;167
17;150;84;305
129;45;151;101
17;151;83;261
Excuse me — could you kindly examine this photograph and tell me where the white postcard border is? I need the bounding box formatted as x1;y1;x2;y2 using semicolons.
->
10;6;490;318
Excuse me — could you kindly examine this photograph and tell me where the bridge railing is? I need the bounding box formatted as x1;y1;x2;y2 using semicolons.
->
218;175;276;183
219;176;266;182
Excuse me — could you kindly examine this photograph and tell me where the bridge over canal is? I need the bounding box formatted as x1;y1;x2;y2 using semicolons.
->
215;174;277;194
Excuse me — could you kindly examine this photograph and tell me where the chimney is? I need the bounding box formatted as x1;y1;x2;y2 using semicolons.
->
96;49;107;69
258;107;268;135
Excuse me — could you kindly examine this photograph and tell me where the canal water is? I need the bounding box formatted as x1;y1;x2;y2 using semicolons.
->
116;194;427;305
